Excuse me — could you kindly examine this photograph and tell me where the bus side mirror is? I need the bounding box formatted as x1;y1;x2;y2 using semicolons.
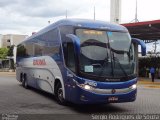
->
66;34;80;55
132;38;146;56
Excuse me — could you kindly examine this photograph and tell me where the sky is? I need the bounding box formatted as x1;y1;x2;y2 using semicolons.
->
0;0;160;51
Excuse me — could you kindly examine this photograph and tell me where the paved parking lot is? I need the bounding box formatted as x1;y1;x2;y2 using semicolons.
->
0;75;160;119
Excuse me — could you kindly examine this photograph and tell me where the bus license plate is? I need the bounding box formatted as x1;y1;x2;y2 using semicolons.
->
108;97;118;102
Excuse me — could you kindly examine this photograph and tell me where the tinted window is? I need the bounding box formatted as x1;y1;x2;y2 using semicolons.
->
76;29;135;80
34;38;43;56
17;28;61;60
25;41;34;57
66;42;76;72
34;28;61;59
17;44;27;58
60;26;74;42
60;26;74;66
108;32;131;51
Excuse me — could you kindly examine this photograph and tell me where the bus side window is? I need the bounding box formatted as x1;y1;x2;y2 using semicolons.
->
66;42;76;72
16;44;27;61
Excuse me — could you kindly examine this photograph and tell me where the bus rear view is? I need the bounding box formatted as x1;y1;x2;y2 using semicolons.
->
16;19;146;104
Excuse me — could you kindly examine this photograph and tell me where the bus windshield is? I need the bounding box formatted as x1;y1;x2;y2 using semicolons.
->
76;29;136;81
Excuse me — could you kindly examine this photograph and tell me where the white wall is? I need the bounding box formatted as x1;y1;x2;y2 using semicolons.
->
0;34;3;48
110;0;121;24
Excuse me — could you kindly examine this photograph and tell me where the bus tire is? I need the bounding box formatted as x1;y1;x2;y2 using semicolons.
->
55;82;66;105
22;74;28;89
20;73;23;82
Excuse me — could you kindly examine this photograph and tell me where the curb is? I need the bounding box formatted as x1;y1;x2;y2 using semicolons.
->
0;72;16;76
138;80;160;89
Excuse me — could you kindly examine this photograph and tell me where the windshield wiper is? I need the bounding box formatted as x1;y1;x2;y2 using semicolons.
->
112;54;128;78
97;57;109;78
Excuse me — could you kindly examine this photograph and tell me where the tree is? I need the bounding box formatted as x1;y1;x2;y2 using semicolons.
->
7;45;14;57
139;56;160;77
0;47;9;59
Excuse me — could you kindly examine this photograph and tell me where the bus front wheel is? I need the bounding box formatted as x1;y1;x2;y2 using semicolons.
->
55;82;66;105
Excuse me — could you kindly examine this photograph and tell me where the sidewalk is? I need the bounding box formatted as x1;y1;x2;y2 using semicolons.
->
0;72;16;76
138;77;160;88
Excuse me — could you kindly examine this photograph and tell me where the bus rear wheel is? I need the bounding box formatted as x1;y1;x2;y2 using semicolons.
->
55;82;66;105
22;74;28;89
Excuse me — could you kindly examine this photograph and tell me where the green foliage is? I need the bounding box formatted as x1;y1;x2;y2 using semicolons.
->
7;45;14;56
139;56;160;77
0;47;9;59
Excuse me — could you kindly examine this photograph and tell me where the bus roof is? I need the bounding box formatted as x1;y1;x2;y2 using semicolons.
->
25;19;128;41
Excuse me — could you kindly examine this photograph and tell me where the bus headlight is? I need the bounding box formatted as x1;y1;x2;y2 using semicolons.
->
84;84;92;90
130;84;137;90
72;79;94;90
78;84;93;90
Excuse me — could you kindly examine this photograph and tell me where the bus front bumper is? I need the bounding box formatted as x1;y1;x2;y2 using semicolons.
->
70;86;137;104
